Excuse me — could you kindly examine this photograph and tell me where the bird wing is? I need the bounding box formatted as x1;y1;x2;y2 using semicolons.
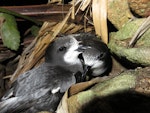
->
0;88;51;113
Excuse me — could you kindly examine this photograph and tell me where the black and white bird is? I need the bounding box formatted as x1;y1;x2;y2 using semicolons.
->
45;35;84;74
81;47;111;80
45;33;111;79
45;33;111;80
0;33;111;113
0;36;84;113
63;33;112;78
0;63;78;113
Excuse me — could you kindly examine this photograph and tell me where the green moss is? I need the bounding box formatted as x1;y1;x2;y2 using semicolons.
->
77;72;136;104
113;19;145;40
0;13;20;50
108;18;150;65
92;72;136;96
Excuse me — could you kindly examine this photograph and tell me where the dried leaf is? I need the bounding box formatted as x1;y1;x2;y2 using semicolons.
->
61;23;76;33
92;0;108;44
10;9;72;83
67;25;83;34
68;72;137;113
69;77;109;96
56;91;69;113
57;77;114;113
71;0;75;20
80;0;91;11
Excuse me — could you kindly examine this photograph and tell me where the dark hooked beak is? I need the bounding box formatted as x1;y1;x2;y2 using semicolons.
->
79;65;91;82
82;65;91;77
79;53;91;81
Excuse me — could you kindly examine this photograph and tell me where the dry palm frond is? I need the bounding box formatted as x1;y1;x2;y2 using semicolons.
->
80;0;91;11
92;0;108;44
10;6;94;83
71;0;75;20
74;0;109;43
10;8;73;83
75;0;91;15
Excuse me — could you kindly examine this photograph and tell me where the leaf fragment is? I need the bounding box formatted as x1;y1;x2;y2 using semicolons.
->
92;0;108;44
0;13;20;51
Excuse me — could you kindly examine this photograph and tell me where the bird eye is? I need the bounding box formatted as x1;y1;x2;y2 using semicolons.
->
58;46;66;51
97;53;104;60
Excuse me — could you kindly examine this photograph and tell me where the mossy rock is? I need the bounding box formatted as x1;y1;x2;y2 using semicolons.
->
108;18;150;66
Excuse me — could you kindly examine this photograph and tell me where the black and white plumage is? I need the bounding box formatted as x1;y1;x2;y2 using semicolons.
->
81;47;111;77
0;36;84;113
0;33;112;113
45;36;84;73
45;33;111;77
65;33;112;77
0;63;77;113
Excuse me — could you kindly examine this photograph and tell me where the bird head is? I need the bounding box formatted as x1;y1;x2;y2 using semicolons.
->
45;36;85;73
77;40;111;78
